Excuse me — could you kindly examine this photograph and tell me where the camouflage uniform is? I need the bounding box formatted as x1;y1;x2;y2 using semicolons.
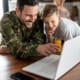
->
0;11;45;59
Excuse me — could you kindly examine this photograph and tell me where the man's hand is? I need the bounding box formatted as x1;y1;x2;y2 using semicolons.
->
36;43;59;56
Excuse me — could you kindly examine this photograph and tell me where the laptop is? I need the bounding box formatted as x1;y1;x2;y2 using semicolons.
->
22;36;80;80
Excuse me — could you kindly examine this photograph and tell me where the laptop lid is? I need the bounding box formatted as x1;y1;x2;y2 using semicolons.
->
22;36;80;80
55;36;80;80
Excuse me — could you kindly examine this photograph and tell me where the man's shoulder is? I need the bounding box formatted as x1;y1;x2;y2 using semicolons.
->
0;11;21;31
1;11;19;26
1;11;16;21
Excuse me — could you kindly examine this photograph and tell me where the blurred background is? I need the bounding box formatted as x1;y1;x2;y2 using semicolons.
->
0;0;80;25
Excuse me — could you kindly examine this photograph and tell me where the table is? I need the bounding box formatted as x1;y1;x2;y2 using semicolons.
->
0;54;80;80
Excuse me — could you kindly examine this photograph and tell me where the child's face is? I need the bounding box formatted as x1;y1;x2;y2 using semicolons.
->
44;12;60;35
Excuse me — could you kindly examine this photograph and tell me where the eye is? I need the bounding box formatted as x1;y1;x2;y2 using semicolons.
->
44;21;47;24
44;22;49;26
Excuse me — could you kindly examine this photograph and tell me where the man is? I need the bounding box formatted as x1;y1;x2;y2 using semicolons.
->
0;0;58;58
43;4;80;43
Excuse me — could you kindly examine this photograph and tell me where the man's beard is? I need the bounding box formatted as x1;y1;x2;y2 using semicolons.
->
24;20;34;29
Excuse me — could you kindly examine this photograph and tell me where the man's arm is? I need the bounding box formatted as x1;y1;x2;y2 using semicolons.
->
0;14;59;58
0;15;42;59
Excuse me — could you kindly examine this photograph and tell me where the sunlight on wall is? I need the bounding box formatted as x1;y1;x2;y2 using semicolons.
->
8;0;16;11
0;0;4;20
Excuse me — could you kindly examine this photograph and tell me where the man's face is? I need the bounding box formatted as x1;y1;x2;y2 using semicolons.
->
17;5;38;29
44;12;60;35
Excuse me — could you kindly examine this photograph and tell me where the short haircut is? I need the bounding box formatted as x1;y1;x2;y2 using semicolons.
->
17;0;39;11
43;4;58;19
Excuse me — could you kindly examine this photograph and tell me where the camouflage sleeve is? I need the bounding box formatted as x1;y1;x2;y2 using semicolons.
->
0;14;43;59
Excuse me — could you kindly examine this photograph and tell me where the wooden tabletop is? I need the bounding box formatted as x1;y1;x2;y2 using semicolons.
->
0;54;80;80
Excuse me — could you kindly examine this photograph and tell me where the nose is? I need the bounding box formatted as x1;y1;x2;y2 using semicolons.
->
48;22;53;29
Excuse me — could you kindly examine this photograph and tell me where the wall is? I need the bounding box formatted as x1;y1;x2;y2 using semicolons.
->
0;0;4;20
8;0;16;11
65;2;80;25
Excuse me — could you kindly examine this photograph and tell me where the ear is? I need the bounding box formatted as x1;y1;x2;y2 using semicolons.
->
58;15;61;20
16;7;20;16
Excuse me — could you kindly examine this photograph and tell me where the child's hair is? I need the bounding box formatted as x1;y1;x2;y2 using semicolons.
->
43;4;58;19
